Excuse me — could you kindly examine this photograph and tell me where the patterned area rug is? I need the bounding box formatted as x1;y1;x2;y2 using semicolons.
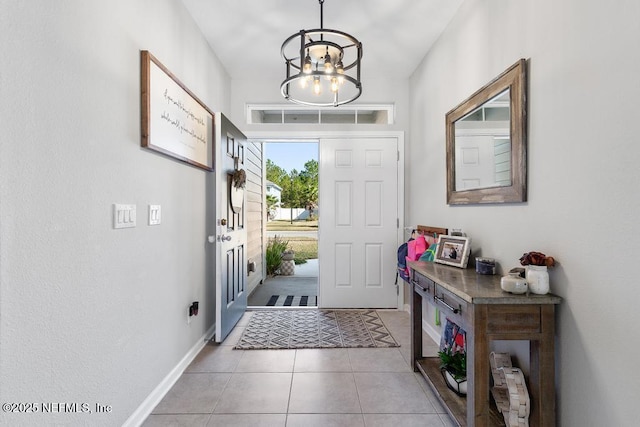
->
234;309;399;350
266;295;317;307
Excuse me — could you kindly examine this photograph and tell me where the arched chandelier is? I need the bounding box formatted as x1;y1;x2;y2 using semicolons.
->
280;0;363;107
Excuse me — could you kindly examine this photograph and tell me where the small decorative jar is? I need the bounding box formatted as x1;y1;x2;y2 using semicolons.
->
526;265;549;294
501;272;528;294
476;258;496;275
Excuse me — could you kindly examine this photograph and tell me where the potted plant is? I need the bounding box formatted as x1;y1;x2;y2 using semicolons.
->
266;236;289;276
438;347;467;396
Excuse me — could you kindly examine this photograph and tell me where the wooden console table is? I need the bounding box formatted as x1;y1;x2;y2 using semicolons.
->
407;261;561;426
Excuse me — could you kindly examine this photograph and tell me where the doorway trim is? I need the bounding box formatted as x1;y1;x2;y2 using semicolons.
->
246;130;405;309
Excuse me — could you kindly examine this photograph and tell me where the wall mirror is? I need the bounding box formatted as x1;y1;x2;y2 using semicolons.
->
446;59;527;204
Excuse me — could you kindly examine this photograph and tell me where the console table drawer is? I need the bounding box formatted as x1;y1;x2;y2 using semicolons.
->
434;284;469;324
486;305;542;334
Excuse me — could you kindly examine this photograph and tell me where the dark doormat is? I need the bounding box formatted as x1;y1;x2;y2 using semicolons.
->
234;309;400;350
265;295;317;306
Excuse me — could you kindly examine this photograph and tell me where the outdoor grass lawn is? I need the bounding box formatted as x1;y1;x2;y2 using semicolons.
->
267;219;318;231
267;220;318;263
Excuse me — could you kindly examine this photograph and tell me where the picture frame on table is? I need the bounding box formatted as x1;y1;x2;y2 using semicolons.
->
435;235;471;268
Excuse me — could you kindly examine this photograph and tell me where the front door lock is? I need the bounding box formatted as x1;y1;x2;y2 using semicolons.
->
220;218;227;226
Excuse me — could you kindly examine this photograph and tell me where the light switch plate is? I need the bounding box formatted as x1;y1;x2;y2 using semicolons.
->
113;204;136;229
148;204;161;225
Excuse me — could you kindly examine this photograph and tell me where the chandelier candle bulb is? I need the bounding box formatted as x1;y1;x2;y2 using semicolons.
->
303;51;312;73
324;53;333;72
331;77;339;93
313;77;321;95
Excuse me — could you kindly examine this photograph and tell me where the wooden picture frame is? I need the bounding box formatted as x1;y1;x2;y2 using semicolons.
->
435;235;471;269
446;59;527;204
141;50;215;171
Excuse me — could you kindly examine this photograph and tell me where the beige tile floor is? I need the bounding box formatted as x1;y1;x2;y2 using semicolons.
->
143;310;455;427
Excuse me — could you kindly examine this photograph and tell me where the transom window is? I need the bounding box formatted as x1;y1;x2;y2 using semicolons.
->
246;104;394;125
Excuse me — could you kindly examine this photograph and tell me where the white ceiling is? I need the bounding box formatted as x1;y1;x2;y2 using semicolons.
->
181;0;464;81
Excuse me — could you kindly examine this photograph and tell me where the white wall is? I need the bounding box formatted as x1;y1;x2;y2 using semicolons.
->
408;0;640;425
0;1;230;425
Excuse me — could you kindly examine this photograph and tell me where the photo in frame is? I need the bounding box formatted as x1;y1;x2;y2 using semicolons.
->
435;235;471;268
140;50;215;171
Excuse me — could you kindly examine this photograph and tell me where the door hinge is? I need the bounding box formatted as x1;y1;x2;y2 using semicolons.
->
397;150;400;161
397;218;399;229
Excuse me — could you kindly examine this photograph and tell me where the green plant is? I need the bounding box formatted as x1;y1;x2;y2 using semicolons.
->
438;347;467;381
266;235;289;275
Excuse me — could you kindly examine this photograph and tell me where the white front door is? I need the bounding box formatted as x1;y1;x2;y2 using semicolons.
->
318;137;400;308
214;114;247;342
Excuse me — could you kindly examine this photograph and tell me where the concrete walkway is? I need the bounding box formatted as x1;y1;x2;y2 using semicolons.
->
248;259;319;306
288;258;318;276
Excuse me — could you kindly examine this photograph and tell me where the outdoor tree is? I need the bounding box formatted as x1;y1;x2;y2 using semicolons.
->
266;158;318;222
281;170;304;223
266;159;288;186
299;160;319;218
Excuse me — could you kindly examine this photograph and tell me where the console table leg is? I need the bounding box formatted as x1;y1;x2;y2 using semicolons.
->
530;305;557;426
469;305;491;426
411;285;423;372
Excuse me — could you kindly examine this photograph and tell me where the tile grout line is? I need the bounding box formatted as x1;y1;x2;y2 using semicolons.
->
209;370;234;416
285;349;298;419
346;348;365;417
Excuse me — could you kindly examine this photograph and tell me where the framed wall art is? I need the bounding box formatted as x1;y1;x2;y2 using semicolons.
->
140;50;215;171
435;235;471;269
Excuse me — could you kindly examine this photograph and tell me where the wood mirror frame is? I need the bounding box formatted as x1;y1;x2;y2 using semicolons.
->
446;59;527;205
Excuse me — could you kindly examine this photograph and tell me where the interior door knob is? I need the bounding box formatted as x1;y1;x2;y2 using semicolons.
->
220;234;232;242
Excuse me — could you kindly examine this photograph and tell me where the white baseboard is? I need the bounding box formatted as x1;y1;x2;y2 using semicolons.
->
422;318;441;345
123;323;216;427
403;303;410;313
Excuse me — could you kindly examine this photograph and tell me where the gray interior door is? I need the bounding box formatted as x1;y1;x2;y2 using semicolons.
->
214;114;247;342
